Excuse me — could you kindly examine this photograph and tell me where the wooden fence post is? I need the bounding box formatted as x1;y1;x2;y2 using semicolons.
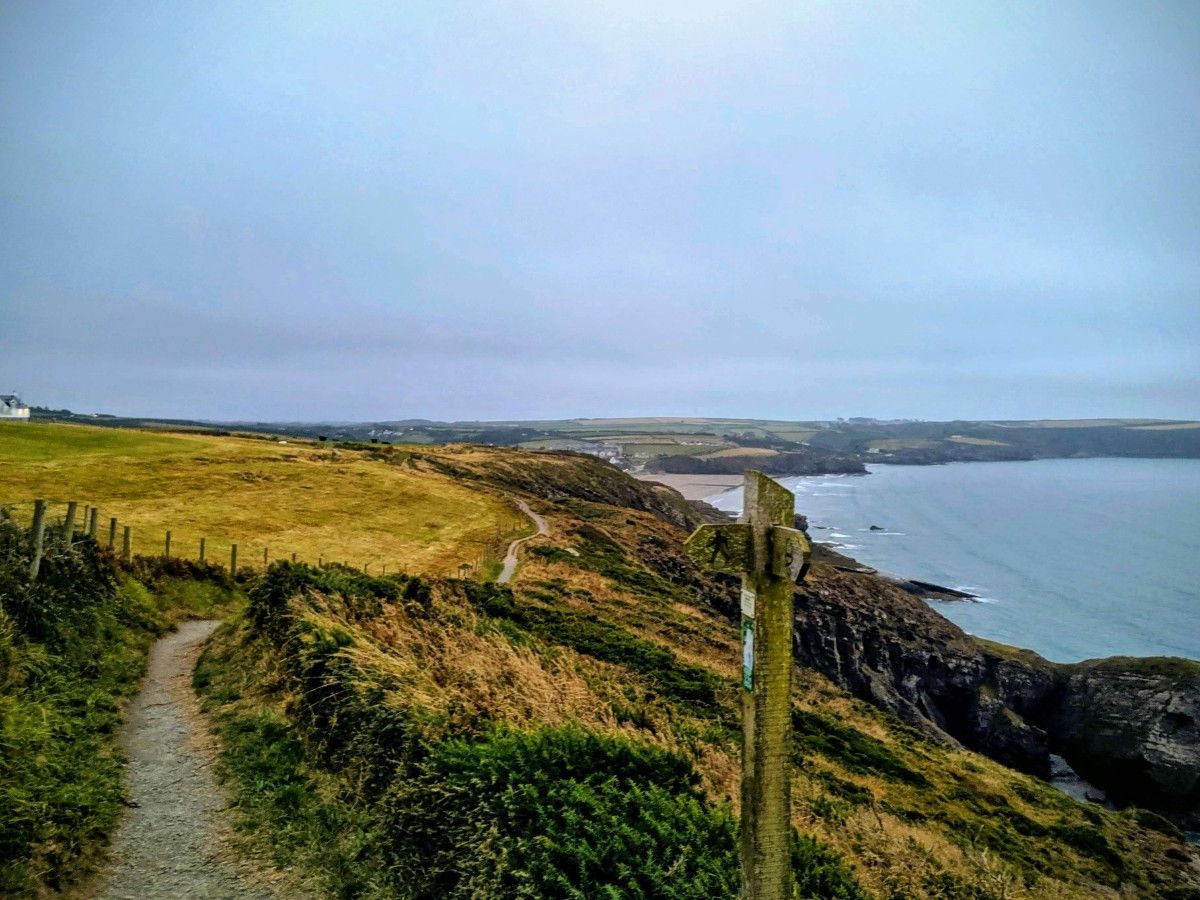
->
263;546;268;567
199;537;206;562
109;517;118;549
87;507;99;539
291;552;296;563
685;471;809;900
230;543;238;574
122;526;132;563
29;499;47;578
164;530;171;559
63;501;77;543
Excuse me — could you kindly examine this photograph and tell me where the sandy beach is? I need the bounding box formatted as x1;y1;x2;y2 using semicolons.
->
632;472;743;502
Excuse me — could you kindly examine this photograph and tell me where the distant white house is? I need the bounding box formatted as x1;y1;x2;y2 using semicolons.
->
0;395;30;421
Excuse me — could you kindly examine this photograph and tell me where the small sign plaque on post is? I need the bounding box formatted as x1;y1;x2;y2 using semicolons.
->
740;587;756;617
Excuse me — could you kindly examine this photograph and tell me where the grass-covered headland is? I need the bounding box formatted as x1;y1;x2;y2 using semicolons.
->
0;510;240;895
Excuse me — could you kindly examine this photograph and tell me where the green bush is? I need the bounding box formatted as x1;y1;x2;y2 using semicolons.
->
379;724;863;899
0;512;160;895
247;562;429;639
385;725;733;898
792;709;928;787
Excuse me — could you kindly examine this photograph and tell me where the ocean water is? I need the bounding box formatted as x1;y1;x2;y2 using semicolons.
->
707;458;1200;663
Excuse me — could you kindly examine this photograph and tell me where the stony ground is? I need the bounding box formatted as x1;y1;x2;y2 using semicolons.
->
93;620;303;900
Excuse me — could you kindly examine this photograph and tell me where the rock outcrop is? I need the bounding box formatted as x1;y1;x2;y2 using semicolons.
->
1052;658;1200;820
791;565;1200;827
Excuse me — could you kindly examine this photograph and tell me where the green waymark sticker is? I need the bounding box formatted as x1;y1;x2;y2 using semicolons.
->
741;618;754;690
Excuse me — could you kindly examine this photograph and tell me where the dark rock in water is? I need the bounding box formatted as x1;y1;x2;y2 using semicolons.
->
872;572;976;601
790;565;1200;827
869;524;885;531
908;579;976;600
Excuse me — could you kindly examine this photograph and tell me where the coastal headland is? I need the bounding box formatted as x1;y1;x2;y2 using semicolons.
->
3;422;1197;897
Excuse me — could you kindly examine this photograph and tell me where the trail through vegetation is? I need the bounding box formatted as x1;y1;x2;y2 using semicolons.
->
497;498;548;583
94;620;296;900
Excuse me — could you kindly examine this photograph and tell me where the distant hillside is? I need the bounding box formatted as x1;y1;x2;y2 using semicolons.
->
26;408;1200;475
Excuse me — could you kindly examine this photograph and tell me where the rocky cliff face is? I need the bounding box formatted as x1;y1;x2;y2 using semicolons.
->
1052;659;1200;821
792;565;1200;827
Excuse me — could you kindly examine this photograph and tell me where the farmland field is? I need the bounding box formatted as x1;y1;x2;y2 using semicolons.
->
0;423;523;574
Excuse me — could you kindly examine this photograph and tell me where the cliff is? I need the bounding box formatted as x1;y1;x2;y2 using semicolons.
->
792;564;1200;827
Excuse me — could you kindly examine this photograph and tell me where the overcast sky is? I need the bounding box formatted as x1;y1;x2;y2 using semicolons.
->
2;2;1197;422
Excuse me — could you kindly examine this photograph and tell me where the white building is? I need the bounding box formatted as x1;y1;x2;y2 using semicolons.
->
0;395;30;421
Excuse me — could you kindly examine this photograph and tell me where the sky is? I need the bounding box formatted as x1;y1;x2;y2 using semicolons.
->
1;1;1197;422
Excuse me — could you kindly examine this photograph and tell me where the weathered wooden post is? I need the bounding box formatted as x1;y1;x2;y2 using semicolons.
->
263;546;269;567
63;501;78;543
108;517;118;549
199;537;206;562
230;543;238;574
291;552;296;563
684;471;809;900
122;526;132;563
164;530;172;559
29;499;47;578
87;507;99;539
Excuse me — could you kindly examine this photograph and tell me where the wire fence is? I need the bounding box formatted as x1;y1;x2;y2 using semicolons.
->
8;498;531;581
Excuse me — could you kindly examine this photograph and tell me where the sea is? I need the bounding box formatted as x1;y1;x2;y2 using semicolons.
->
706;458;1200;663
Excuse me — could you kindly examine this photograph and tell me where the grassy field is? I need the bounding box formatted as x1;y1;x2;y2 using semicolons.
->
0;423;525;575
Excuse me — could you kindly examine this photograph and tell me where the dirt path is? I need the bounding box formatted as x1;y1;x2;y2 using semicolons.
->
497;498;549;583
93;620;295;900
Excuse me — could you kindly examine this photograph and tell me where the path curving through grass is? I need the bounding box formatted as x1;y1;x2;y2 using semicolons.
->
497;498;548;583
93;620;298;900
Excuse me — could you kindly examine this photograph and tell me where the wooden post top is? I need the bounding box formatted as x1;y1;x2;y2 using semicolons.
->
685;471;811;583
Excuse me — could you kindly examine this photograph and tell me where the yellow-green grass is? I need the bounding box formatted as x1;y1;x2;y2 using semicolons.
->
599;434;731;445
1127;422;1200;430
0;423;521;574
696;446;780;458
947;434;1010;446
867;438;938;451
992;419;1162;428
622;443;721;459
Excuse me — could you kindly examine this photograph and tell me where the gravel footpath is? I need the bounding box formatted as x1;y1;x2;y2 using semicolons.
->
498;498;549;583
93;619;302;899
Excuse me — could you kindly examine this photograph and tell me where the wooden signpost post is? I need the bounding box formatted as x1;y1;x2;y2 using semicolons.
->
684;471;810;900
